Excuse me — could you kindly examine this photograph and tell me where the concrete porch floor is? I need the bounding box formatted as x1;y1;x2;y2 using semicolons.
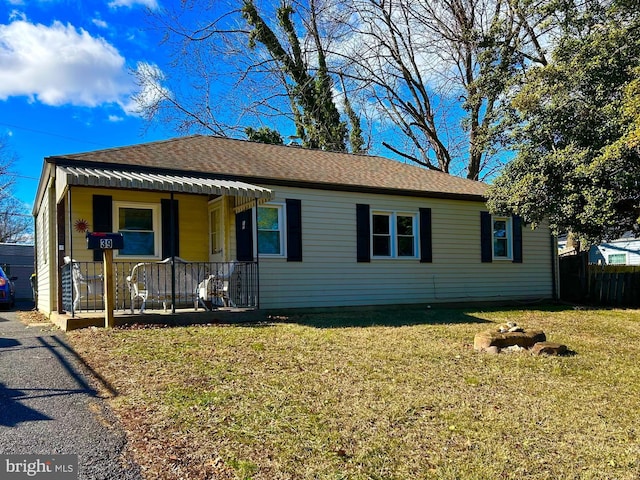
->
49;307;268;331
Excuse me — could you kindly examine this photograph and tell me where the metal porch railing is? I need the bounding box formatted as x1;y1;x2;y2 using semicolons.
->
61;260;258;314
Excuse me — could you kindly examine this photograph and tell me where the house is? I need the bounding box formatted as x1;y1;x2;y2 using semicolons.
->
589;233;640;266
0;243;35;301
32;135;558;317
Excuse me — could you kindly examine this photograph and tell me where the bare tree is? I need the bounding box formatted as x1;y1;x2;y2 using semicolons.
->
134;0;558;178
134;0;365;151
329;0;552;179
0;138;32;243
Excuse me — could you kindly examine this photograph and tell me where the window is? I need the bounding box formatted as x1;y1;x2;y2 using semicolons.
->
492;217;512;260
210;208;221;255
257;204;284;256
371;211;417;258
115;202;160;257
608;253;626;265
372;213;391;256
481;212;522;263
397;215;416;256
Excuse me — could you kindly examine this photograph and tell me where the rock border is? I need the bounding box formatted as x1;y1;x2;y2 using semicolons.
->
474;323;569;356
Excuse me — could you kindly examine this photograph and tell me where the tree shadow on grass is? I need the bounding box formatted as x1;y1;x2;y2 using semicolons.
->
266;306;492;329
265;302;584;329
114;303;582;330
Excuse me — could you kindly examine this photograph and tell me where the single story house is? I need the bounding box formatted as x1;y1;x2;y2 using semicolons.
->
32;135;558;317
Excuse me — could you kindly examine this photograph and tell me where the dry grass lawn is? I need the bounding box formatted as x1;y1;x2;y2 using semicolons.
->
66;306;640;479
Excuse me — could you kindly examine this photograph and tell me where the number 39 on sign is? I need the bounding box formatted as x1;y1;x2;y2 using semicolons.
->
86;232;124;250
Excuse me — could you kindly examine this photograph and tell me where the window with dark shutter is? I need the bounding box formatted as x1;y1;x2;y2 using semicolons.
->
481;212;523;263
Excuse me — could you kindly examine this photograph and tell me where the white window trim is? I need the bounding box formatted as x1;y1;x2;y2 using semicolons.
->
607;253;627;265
256;202;286;258
492;216;513;261
113;201;161;259
371;210;418;259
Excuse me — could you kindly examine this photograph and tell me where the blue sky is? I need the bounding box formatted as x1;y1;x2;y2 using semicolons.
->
1;0;173;209
1;0;502;214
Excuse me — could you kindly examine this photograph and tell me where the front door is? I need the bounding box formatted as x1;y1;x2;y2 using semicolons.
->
208;199;224;263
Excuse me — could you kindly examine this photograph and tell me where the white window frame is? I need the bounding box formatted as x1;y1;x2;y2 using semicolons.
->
371;210;418;259
113;201;161;259
492;216;513;260
256;203;286;258
607;253;627;265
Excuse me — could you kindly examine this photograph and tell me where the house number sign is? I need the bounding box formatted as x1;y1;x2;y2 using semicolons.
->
86;232;124;250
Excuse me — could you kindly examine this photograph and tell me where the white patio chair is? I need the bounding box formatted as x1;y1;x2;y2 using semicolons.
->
198;262;237;309
64;256;103;311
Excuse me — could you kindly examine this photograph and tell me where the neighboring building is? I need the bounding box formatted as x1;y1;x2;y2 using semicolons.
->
589;233;640;266
32;135;557;317
0;243;35;300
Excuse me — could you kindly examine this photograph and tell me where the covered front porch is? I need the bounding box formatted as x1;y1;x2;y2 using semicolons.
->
62;259;258;314
53;165;273;319
49;290;268;331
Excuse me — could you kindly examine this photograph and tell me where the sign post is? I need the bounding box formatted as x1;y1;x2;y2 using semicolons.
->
86;232;124;328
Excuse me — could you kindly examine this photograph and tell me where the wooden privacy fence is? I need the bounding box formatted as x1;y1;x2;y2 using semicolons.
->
587;266;640;307
559;254;640;307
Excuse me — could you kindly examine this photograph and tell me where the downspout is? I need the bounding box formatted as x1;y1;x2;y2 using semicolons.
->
254;198;260;309
550;233;558;301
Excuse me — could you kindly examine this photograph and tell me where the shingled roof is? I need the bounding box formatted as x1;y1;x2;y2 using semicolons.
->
47;135;488;201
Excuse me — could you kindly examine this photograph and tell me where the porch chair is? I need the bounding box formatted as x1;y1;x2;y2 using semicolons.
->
198;261;237;310
126;257;201;313
63;256;103;311
126;262;149;313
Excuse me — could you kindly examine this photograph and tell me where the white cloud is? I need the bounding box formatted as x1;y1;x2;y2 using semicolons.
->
108;114;124;122
0;20;135;108
92;18;108;29
108;0;158;10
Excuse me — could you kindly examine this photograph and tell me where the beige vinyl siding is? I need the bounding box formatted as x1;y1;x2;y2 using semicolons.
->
35;184;53;314
256;186;553;309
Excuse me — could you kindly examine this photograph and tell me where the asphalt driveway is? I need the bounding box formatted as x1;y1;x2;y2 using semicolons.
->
0;305;141;479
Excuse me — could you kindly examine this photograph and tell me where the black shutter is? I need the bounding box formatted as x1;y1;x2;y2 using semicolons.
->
161;199;179;259
419;208;432;263
480;211;493;263
512;215;523;263
286;199;302;262
356;204;370;263
92;195;112;261
236;209;254;262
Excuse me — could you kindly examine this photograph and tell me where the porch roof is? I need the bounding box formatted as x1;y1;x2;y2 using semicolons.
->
55;165;274;205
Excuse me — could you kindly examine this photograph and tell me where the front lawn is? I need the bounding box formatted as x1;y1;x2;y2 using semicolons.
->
67;306;640;479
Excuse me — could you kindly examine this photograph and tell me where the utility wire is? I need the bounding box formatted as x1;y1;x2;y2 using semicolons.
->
0;121;111;148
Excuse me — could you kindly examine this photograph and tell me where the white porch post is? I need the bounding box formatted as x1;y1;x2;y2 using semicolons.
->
254;198;260;309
